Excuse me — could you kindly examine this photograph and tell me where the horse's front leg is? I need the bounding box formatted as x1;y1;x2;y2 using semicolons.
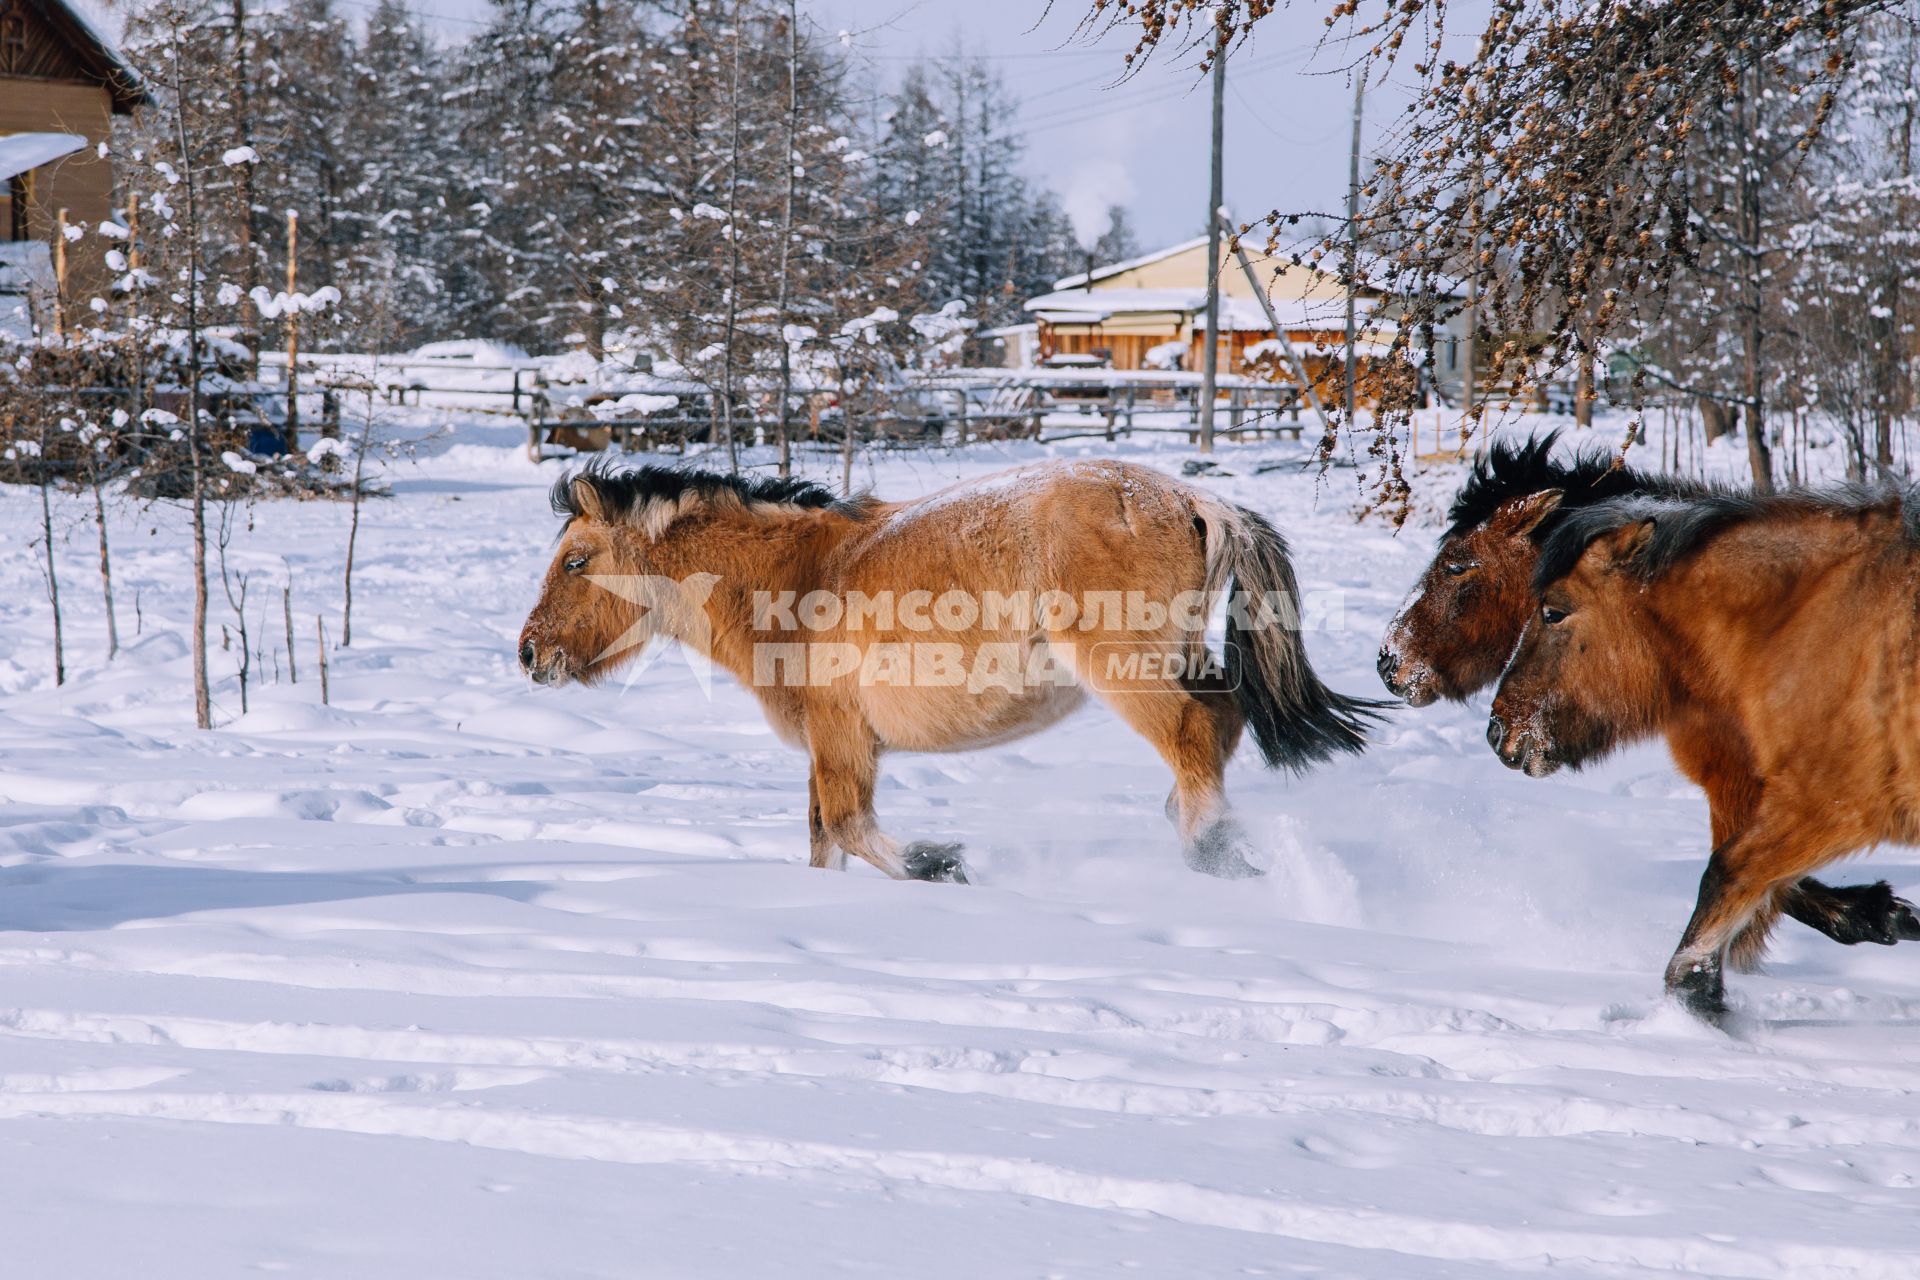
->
806;710;967;883
1666;815;1840;1026
1707;779;1920;964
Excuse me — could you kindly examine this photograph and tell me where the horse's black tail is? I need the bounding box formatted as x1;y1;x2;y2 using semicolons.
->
1201;500;1390;771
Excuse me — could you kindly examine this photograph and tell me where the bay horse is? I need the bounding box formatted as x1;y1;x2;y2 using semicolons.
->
1490;484;1920;1024
1382;435;1919;971
518;458;1383;882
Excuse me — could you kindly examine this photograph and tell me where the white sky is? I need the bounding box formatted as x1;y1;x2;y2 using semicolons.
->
804;0;1400;249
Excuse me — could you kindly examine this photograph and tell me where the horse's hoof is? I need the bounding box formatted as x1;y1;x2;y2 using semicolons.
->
1865;883;1920;943
1185;849;1266;879
1184;820;1266;879
1823;881;1920;945
1892;896;1920;942
902;842;969;884
1661;984;1733;1030
1664;952;1731;1029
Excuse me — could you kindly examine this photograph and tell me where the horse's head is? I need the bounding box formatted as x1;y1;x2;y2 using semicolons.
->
518;472;649;687
1379;488;1562;706
519;462;841;687
1488;516;1660;776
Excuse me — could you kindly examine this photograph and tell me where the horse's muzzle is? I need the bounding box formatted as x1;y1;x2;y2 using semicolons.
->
1378;647;1435;706
1488;714;1557;776
520;639;570;686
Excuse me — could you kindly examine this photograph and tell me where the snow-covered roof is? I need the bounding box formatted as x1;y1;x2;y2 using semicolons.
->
0;133;86;183
1052;232;1466;302
406;338;533;366
1026;286;1376;333
20;0;148;112
1026;286;1207;321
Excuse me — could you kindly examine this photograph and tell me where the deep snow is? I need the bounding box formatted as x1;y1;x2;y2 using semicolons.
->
2;415;1919;1278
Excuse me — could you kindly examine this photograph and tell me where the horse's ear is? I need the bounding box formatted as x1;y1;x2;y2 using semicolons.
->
570;477;607;524
1598;518;1656;568
1506;488;1563;536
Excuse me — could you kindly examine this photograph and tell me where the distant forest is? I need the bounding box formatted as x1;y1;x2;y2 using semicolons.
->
115;0;1144;355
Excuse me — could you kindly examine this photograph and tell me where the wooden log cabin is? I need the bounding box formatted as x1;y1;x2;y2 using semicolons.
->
0;0;143;329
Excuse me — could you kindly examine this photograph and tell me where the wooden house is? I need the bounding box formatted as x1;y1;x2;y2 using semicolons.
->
1018;236;1470;400
0;0;143;327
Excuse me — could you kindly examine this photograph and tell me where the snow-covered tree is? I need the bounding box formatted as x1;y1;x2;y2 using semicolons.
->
876;56;1083;328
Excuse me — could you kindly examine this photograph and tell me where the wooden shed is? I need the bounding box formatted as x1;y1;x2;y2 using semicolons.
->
0;0;143;311
1020;236;1470;402
1021;238;1367;371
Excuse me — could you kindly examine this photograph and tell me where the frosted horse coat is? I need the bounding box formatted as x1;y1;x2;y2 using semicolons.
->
519;459;1382;881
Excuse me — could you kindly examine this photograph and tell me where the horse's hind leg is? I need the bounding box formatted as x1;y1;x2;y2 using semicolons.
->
806;710;967;883
1068;645;1257;877
1727;877;1920;971
1779;878;1920;946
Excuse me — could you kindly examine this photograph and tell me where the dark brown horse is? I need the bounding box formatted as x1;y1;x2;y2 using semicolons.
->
1381;435;1918;969
1490;485;1920;1023
1379;435;1695;706
519;459;1383;882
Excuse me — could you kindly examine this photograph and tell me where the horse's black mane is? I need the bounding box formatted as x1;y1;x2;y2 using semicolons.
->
1533;483;1917;592
552;457;860;523
1444;431;1711;540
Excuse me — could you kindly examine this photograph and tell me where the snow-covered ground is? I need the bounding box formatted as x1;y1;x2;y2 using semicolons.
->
3;415;1918;1278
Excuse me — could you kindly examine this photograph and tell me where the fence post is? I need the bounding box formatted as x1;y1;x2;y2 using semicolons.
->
285;210;301;450
316;614;330;706
52;207;67;342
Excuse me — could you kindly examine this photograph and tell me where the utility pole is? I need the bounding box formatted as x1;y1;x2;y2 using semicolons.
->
1198;33;1226;454
233;0;259;379
1343;77;1363;432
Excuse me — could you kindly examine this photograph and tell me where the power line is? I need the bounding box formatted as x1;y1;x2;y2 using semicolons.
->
333;0;492;27
859;49;1118;61
1015;49;1308;139
1229;80;1339;147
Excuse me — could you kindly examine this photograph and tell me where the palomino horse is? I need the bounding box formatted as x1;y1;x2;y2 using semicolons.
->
519;459;1383;882
1490;484;1920;1024
1381;434;1919;970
